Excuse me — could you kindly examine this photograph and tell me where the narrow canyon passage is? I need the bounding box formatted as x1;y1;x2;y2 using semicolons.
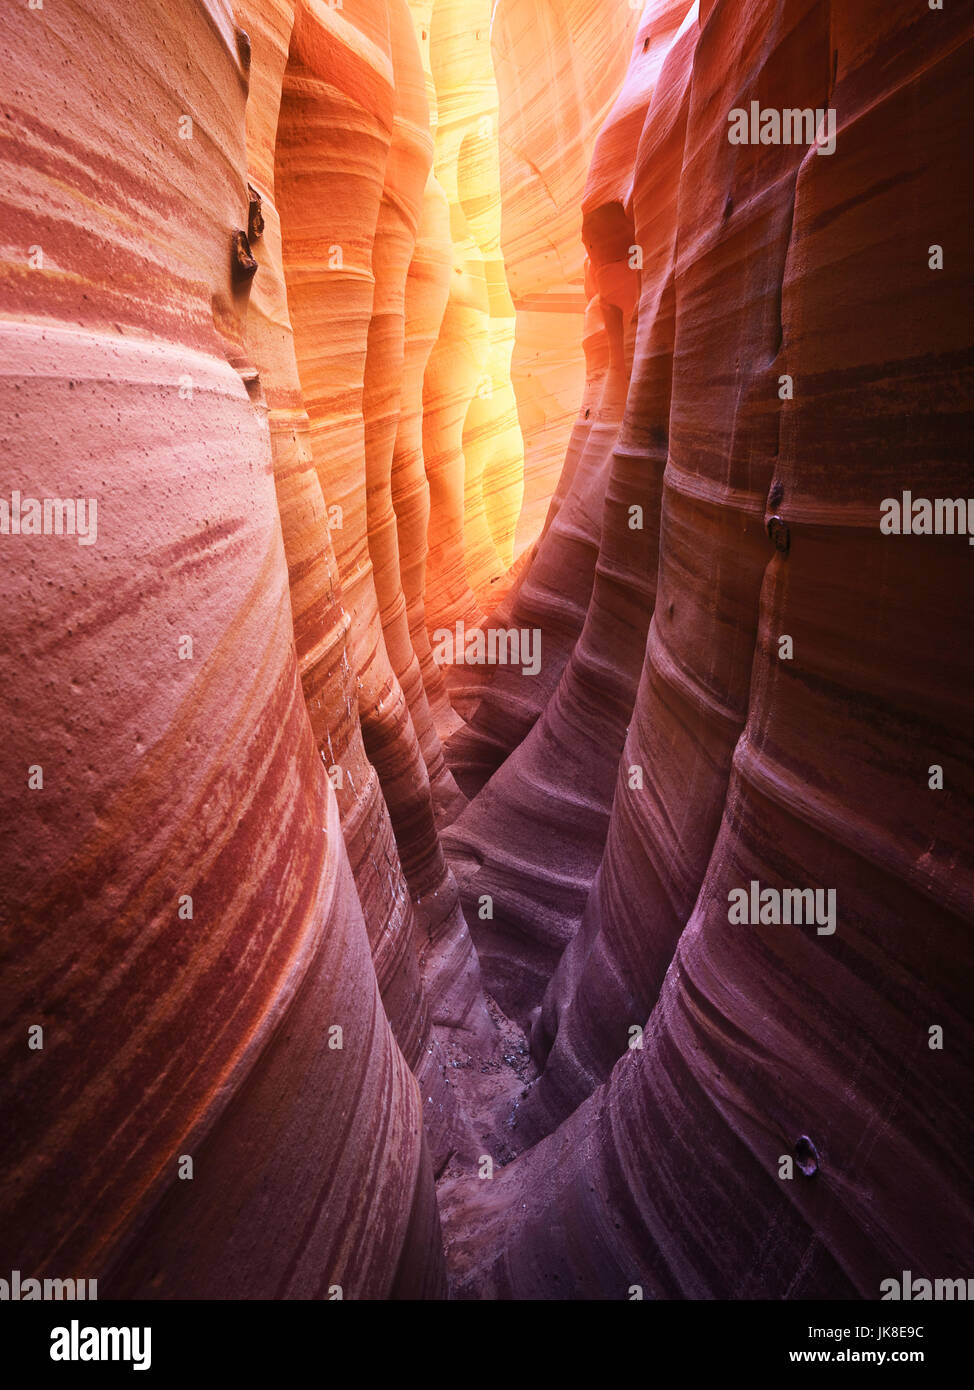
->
1;0;972;1305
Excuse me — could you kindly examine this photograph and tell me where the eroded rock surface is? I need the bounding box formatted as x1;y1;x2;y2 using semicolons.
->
1;0;970;1302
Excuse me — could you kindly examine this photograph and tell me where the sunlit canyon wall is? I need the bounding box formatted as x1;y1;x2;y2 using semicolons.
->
1;0;971;1300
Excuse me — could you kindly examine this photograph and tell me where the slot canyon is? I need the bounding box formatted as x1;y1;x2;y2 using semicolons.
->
1;0;972;1304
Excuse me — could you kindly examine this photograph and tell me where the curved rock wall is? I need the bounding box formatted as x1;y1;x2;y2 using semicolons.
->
238;0;496;1191
0;0;445;1297
273;1;488;1060
442;1;693;1024
2;0;970;1306
492;0;639;552
422;0;525;633
440;0;974;1298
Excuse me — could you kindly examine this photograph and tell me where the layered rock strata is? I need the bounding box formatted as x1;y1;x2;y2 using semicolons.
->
0;0;447;1297
2;0;971;1307
492;0;640;552
442;3;693;1026
441;0;974;1299
422;0;525;635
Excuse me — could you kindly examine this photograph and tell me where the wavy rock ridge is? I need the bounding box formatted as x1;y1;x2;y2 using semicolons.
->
1;0;971;1302
441;0;974;1297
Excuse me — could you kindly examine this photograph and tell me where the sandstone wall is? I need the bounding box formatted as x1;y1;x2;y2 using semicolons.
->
440;0;974;1297
2;0;970;1305
0;0;446;1296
